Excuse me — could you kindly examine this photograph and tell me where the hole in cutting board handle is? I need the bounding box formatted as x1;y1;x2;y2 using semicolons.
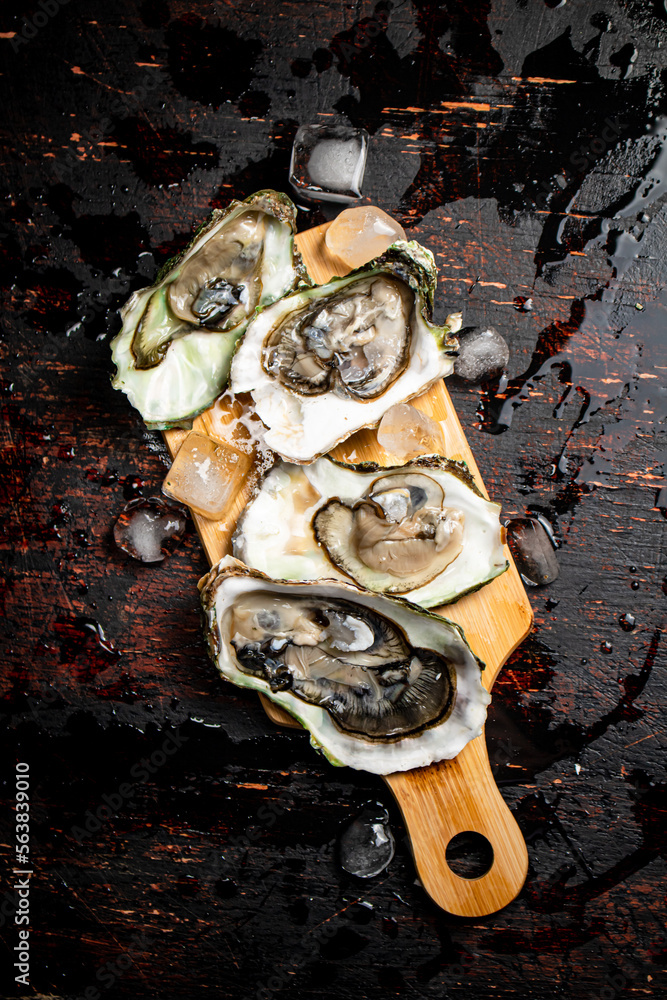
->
446;832;494;880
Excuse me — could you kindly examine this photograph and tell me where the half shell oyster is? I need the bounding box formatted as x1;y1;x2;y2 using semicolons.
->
230;241;459;462
111;190;310;428
233;456;508;607
199;556;490;774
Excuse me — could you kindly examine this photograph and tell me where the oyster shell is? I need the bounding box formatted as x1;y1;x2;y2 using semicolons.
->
200;556;490;774
233;456;508;607
110;190;310;429
230;241;460;462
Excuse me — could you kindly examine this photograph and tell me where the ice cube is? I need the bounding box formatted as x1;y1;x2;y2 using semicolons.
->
338;801;395;878
325;205;406;268
506;517;559;586
377;403;444;460
162;430;253;520
113;497;187;563
290;124;369;204
453;325;509;383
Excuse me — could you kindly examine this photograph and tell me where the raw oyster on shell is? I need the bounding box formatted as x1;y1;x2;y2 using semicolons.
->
233;456;508;608
230;241;460;462
111;190;310;428
200;557;490;774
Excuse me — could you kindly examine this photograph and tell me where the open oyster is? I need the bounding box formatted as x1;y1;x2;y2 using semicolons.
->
233;456;508;607
200;557;490;774
230;242;460;462
111;190;310;428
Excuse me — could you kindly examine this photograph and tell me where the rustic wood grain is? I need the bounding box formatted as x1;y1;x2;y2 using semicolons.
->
165;221;532;916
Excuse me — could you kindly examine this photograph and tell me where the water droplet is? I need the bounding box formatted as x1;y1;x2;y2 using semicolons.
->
601;640;613;654
505;517;559;586
629;565;637;573
53;615;121;680
581;658;588;665
72;530;89;548
631;581;640;591
619;613;636;631
122;474;147;500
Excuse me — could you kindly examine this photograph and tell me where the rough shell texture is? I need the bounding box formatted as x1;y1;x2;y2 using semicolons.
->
110;190;310;429
199;556;490;775
229;241;459;462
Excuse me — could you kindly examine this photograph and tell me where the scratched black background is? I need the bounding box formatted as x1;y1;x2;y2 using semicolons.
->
1;1;666;998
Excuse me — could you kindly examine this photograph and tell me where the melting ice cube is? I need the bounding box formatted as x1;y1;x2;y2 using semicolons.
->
290;124;369;203
162;430;253;520
325;205;406;268
377;403;444;461
338;801;395;878
506;516;559;586
453;326;509;383
113;497;187;563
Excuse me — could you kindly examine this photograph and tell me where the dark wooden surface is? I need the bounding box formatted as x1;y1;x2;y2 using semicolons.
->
1;1;666;997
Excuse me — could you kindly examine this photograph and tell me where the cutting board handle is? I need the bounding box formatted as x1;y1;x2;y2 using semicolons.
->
385;731;528;917
262;694;528;917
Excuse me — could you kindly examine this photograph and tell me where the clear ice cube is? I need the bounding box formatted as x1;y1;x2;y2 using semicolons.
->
290;124;369;203
325;205;406;268
454;325;509;383
506;516;559;586
338;801;395;878
113;497;187;563
162;430;253;520
377;403;444;461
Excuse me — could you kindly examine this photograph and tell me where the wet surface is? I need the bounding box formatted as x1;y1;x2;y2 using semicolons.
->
505;516;560;587
0;1;665;998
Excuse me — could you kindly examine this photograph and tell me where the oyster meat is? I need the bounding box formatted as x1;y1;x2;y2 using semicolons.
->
233;456;508;607
111;190;310;428
200;557;490;774
230;241;460;462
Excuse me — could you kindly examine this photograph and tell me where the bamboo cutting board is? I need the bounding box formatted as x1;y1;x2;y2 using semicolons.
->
163;222;532;918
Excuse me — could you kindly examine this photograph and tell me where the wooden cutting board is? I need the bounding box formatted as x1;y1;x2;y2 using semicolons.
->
163;222;532;918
